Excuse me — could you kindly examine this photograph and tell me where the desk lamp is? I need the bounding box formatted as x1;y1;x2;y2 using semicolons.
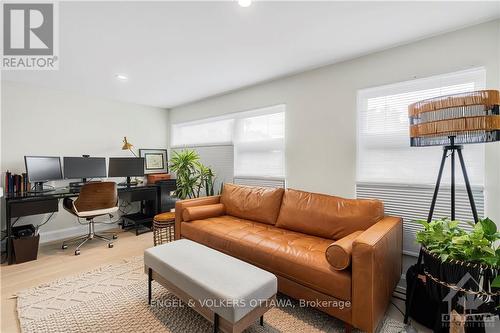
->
122;137;138;157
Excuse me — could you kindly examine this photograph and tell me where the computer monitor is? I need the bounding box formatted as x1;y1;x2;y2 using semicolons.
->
108;157;145;186
63;157;107;186
24;156;63;192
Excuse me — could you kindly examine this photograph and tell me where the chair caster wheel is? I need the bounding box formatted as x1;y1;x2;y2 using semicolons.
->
75;250;81;255
112;235;118;239
108;243;114;248
62;244;68;250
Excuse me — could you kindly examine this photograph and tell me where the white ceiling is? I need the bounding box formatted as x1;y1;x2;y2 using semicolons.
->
3;1;500;108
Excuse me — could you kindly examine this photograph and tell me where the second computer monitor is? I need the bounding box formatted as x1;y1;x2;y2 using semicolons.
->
108;157;144;186
63;157;107;180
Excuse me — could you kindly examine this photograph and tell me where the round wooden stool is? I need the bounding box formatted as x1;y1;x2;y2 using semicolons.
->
153;212;175;246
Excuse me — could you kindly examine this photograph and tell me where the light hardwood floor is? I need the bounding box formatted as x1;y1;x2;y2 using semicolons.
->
1;228;153;333
1;229;427;333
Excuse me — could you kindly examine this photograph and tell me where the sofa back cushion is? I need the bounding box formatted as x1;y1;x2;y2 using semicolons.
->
275;189;384;240
220;183;284;225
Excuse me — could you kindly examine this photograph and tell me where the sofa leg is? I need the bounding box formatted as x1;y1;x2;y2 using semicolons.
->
344;322;352;333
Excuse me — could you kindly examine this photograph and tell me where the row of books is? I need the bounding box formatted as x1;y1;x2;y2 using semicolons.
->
4;171;30;193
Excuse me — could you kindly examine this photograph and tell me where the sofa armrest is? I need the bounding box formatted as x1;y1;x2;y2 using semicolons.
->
175;195;221;240
351;216;402;333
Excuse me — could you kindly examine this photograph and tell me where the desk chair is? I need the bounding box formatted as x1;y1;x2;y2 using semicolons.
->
62;182;119;255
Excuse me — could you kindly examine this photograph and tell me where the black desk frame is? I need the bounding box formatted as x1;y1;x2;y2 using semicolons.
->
3;180;176;265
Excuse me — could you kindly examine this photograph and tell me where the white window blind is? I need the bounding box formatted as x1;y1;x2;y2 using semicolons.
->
356;68;486;256
171;104;286;187
171;118;234;147
234;107;285;179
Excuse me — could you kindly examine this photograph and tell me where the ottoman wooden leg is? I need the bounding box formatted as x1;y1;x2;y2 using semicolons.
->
148;268;153;305
260;315;264;326
213;313;219;333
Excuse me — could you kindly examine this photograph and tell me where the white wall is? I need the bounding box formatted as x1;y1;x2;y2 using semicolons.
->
1;81;169;241
170;20;500;224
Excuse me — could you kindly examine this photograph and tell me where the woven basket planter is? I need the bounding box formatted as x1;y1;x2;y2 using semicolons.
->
421;247;499;315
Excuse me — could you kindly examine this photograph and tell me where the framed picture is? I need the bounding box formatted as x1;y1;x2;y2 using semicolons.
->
139;149;168;174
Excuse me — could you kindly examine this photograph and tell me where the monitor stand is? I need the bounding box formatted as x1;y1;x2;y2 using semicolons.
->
118;176;138;187
29;181;55;193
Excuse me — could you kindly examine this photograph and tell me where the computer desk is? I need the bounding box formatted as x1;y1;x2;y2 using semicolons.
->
2;180;177;265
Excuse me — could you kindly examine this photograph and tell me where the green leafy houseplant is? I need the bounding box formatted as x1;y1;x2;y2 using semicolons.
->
169;149;218;199
199;164;216;197
416;217;500;287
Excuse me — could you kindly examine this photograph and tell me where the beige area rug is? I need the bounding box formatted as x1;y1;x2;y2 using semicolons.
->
17;256;405;333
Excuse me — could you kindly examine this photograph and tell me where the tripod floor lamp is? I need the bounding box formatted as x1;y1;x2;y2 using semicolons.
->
403;89;500;326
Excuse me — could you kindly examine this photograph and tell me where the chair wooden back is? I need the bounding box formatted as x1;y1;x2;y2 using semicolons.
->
74;182;118;212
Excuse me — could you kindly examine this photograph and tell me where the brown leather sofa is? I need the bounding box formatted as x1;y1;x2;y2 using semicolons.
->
175;184;402;333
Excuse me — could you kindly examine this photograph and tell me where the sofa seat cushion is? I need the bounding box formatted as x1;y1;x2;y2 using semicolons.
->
181;215;352;301
220;183;284;225
276;188;384;240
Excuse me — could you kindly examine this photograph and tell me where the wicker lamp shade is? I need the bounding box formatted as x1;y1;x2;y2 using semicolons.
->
409;89;500;146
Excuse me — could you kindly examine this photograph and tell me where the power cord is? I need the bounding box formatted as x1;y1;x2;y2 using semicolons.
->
35;212;56;231
391;301;405;317
119;200;133;214
11;217;21;228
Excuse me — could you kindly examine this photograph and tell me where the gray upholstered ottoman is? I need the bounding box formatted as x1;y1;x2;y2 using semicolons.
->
144;239;277;333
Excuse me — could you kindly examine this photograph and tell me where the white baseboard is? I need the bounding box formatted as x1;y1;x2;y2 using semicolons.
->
39;223;118;244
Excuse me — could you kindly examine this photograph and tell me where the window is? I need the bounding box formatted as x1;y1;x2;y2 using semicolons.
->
356;68;486;255
234;107;285;179
171;104;286;186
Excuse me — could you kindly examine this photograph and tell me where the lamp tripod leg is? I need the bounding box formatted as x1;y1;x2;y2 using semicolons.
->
428;148;448;223
406;145;447;326
451;148;456;220
457;149;479;223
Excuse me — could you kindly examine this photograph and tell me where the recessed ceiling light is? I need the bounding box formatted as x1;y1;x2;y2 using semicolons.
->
115;73;129;82
238;0;252;8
